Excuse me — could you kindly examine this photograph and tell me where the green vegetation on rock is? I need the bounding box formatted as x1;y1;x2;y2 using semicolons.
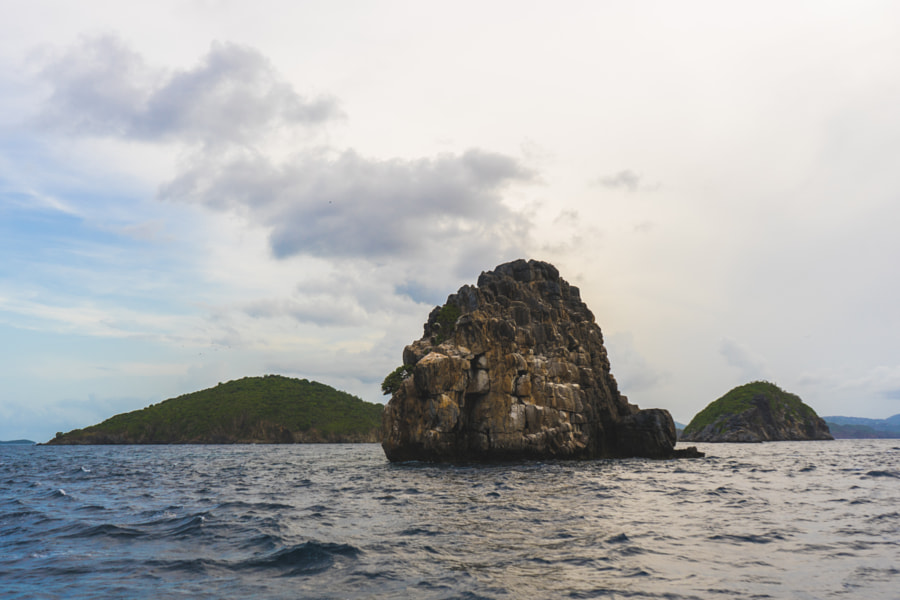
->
682;380;831;442
684;381;807;434
47;375;384;445
381;364;414;395
431;302;461;344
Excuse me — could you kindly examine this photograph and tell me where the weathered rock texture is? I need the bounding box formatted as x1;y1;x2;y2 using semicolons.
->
381;259;702;461
681;381;833;443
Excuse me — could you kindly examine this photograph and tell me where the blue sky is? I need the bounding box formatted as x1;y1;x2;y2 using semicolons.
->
3;1;900;442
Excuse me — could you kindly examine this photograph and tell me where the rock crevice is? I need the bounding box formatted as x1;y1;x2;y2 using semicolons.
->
381;259;702;461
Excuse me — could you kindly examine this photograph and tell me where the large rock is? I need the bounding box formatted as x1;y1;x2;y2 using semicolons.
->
381;259;702;461
681;381;834;443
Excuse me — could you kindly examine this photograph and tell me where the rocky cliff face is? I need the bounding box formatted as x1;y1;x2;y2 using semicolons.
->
381;259;702;461
681;381;833;443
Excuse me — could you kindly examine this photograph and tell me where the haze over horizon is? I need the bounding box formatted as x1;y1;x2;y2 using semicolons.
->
3;2;900;443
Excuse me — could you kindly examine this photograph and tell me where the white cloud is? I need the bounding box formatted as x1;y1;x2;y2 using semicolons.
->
606;331;669;396
596;169;641;192
718;338;767;380
0;292;196;343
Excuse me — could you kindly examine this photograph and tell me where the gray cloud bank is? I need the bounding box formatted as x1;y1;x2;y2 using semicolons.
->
38;35;340;144
160;148;532;263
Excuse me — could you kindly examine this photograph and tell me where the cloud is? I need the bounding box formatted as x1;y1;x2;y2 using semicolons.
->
114;220;168;242
242;269;409;328
596;169;642;192
3;189;80;216
794;365;900;415
32;35;537;284
553;209;580;225
160;147;534;264
244;297;369;328
394;280;447;306
594;169;661;193
24;33;540;387
606;332;668;395
632;220;654;233
719;337;767;378
37;35;340;144
882;389;900;400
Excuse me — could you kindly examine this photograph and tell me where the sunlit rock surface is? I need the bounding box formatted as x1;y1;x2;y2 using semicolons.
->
382;259;702;462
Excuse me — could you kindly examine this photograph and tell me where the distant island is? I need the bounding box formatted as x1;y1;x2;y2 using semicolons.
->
0;439;35;445
47;375;383;445
822;414;900;439
681;381;833;443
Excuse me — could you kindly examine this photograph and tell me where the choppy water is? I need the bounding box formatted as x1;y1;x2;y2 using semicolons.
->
1;440;898;599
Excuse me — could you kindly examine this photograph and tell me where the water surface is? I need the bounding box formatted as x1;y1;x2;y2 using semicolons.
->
1;440;898;598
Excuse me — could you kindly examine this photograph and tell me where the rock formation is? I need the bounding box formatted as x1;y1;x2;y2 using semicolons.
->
681;381;833;443
381;259;702;461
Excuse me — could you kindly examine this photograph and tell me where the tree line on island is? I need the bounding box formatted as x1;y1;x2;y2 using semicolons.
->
47;375;383;445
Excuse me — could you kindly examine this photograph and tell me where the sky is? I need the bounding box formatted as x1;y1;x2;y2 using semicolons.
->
2;1;900;442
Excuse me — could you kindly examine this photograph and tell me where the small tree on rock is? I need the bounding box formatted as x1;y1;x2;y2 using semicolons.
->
381;365;414;395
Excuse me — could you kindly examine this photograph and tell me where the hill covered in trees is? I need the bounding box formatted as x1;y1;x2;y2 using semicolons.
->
47;375;383;444
681;381;832;443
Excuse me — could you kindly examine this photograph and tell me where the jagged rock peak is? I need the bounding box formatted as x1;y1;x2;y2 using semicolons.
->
382;259;702;462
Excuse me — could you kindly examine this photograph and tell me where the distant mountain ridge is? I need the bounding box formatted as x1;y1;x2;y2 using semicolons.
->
0;440;35;445
47;375;383;445
822;414;900;439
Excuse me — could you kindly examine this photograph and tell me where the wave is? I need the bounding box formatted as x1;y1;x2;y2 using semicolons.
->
62;523;144;539
143;513;208;538
399;527;441;537
245;541;362;575
43;488;71;500
708;532;787;544
237;532;284;551
864;470;900;478
216;500;293;511
141;541;364;577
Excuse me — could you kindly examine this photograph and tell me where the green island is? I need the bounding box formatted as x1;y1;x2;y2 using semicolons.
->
47;375;383;445
681;380;833;443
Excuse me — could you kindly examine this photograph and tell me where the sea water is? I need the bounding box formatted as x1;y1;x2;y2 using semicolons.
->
1;440;898;599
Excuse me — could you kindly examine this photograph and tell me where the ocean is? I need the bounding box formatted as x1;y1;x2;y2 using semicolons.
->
1;440;898;599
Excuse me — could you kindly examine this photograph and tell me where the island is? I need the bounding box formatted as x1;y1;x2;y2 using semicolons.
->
681;381;833;443
381;258;703;461
47;375;383;444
